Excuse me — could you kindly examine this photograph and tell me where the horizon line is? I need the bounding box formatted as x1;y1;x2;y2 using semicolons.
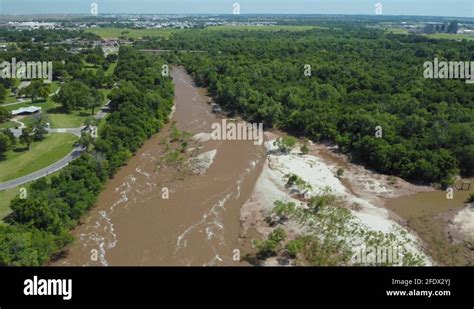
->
0;13;473;19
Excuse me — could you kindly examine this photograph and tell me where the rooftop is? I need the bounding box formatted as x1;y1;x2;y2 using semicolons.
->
11;106;41;115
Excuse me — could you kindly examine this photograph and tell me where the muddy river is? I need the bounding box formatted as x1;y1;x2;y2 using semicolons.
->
54;66;472;266
386;182;472;219
55;66;265;266
386;179;473;265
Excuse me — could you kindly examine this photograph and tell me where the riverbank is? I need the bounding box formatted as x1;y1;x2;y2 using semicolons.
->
55;66;265;266
54;65;471;267
239;131;472;266
386;185;473;265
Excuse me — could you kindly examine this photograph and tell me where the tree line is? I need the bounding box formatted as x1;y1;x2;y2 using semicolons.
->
143;25;473;185
0;47;174;265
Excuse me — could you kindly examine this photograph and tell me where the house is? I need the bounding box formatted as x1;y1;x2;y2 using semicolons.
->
11;106;41;116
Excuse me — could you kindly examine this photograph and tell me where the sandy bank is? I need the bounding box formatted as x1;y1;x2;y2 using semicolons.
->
451;204;474;248
240;132;433;266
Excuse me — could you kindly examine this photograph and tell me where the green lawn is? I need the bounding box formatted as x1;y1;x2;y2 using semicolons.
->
424;33;474;41
3;98;84;128
0;133;77;183
3;68;114;129
2;82;60;105
4;92;107;129
48;111;88;128
385;28;409;35
0;187;18;220
48;88;111;128
0;121;16;129
86;27;181;39
385;28;474;41
4;95;20;103
105;62;117;77
21;115;38;127
4;99;56;112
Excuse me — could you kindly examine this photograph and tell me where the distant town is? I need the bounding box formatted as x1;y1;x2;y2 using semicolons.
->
0;14;472;36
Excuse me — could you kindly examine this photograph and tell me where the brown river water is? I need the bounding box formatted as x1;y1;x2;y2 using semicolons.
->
54;66;471;266
55;67;265;266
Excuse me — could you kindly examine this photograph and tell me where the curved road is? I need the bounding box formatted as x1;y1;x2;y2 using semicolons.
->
0;146;85;190
0;100;111;191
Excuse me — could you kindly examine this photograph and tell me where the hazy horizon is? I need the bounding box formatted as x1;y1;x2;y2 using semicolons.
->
0;0;473;18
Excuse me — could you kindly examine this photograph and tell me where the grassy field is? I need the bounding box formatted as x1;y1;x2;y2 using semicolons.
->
86;27;181;39
424;33;474;41
2;82;60;105
3;99;55;112
4;87;110;128
105;62;117;77
86;26;316;39
0;121;16;129
0;133;77;183
385;28;409;35
0;187;18;220
205;25;317;31
48;111;87;128
4;95;20;103
3;98;83;128
386;28;474;41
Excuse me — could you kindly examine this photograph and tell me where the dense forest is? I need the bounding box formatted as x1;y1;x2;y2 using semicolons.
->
0;47;174;265
144;26;474;185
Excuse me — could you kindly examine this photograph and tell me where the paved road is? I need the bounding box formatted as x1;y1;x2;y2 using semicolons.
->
9;127;82;138
49;127;82;137
0;99;111;191
95;100;111;120
2;98;29;107
0;146;85;191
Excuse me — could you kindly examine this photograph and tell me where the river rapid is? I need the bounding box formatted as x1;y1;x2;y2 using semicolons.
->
55;66;265;266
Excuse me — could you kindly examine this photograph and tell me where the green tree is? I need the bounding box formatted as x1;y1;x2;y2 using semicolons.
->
0;84;7;103
0;106;11;123
78;132;94;153
31;114;49;141
336;168;345;178
0;131;12;157
253;227;287;260
20;127;34;150
300;143;309;155
88;89;104;115
37;84;51;100
274;136;297;154
20;80;44;103
54;81;92;113
285;238;307;259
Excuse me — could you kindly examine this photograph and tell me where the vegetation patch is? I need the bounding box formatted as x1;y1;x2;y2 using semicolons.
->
0;133;76;183
0;47;174;265
246;189;426;266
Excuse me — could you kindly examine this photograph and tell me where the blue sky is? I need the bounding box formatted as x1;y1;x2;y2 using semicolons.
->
0;0;473;17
